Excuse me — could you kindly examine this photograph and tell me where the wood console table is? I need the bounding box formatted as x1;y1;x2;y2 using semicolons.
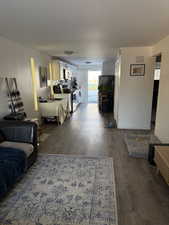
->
154;146;169;186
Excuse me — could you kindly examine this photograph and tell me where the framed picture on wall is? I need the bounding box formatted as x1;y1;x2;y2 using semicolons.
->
39;66;48;87
130;64;145;76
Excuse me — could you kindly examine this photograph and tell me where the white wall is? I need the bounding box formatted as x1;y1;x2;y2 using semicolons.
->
0;36;50;119
117;47;154;129
102;60;115;75
114;57;121;123
152;35;169;142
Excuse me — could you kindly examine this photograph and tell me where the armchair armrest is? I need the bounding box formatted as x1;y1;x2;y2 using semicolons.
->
0;121;38;149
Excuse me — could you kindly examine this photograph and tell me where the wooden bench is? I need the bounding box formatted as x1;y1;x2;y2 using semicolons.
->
154;146;169;186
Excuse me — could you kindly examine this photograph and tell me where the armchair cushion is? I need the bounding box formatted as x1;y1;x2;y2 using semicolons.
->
0;142;34;157
0;120;38;170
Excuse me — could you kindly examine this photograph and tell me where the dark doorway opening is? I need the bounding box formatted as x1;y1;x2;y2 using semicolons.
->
151;54;161;129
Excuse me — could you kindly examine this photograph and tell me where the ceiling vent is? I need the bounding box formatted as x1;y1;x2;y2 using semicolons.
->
64;50;74;55
85;61;92;64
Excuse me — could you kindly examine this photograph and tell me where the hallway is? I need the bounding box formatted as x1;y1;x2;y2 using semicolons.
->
88;70;100;103
40;104;169;225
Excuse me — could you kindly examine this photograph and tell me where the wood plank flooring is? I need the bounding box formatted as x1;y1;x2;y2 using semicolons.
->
39;103;169;225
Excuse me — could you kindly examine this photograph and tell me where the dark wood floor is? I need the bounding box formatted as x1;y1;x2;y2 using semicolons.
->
39;103;169;225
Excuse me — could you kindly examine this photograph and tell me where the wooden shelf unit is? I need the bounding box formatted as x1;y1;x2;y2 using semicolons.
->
154;146;169;186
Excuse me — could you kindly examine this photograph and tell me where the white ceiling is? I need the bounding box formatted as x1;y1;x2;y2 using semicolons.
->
0;0;169;65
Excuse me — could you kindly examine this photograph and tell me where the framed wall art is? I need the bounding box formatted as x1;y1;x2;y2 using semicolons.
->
39;66;48;88
130;64;145;76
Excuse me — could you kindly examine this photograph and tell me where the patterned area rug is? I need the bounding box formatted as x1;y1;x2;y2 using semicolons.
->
124;133;160;159
0;154;118;225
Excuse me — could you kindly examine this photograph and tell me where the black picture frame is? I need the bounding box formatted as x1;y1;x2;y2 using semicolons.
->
130;64;145;76
39;66;48;88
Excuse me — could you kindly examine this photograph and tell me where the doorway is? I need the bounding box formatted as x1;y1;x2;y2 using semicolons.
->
88;70;101;103
151;54;161;129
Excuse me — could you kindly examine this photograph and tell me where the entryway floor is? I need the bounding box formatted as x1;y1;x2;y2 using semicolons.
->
39;104;169;225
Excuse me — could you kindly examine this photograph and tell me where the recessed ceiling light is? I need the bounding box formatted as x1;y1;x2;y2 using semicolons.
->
64;50;74;55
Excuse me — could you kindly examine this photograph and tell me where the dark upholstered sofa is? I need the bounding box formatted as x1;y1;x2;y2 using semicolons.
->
0;121;38;198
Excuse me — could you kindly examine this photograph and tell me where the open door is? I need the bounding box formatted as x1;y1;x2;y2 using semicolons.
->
88;70;101;103
151;54;161;130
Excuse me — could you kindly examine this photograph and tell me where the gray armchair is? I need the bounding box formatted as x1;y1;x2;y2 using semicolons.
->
0;120;38;169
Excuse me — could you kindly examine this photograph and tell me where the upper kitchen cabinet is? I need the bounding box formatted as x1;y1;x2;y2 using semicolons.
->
51;60;60;81
60;62;73;80
51;60;76;81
